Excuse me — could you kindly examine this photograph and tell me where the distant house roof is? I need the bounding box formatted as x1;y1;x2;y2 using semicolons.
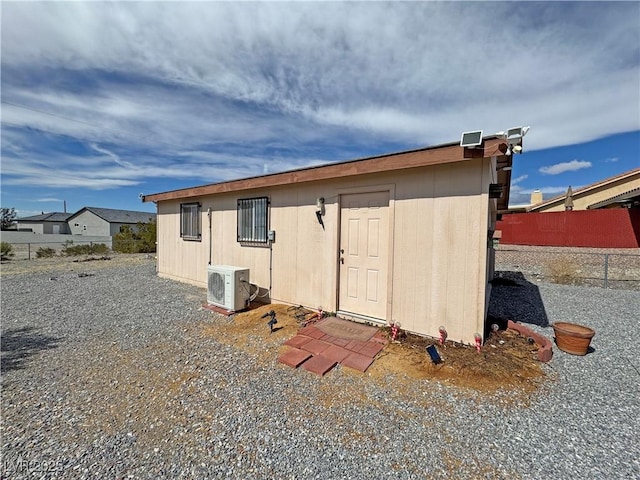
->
588;186;640;209
528;168;640;212
18;212;73;222
67;207;156;224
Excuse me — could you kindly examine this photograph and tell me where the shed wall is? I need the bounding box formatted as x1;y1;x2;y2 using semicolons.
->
156;159;493;344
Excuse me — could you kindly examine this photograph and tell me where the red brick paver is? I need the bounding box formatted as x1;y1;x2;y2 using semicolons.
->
320;344;351;364
281;318;388;376
278;348;312;368
344;340;368;353
301;355;337;376
331;337;350;348
300;339;332;356
342;352;375;372
358;342;385;358
284;335;313;349
298;325;326;339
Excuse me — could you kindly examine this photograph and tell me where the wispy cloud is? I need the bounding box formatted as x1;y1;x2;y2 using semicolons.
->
0;2;638;199
605;157;619;163
90;143;136;169
539;160;592;175
1;128;325;190
3;3;639;148
511;174;528;185
36;198;64;202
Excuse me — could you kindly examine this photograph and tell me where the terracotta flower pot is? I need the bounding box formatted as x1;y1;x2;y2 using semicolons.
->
552;322;595;356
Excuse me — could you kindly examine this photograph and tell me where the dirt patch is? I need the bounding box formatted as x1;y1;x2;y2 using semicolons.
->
201;303;308;363
368;328;544;394
201;303;546;395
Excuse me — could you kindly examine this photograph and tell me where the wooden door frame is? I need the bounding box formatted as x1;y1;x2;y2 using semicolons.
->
335;184;396;323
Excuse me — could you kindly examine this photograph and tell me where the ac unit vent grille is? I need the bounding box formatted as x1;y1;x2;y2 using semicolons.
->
208;271;226;305
206;265;250;312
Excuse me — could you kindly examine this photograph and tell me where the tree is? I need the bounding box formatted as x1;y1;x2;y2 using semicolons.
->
1;208;17;230
113;221;157;253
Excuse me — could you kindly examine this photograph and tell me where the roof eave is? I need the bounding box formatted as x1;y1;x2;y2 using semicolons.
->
587;187;640;209
143;137;508;203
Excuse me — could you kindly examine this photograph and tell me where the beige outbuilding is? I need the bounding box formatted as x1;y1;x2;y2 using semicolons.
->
143;135;514;344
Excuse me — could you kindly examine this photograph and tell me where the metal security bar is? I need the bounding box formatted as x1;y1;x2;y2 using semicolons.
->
180;203;201;240
237;197;268;243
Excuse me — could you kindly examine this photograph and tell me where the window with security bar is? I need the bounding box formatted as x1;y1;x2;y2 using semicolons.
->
180;202;201;241
237;197;269;244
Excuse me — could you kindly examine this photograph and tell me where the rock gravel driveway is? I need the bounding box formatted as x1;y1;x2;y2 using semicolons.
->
1;256;639;479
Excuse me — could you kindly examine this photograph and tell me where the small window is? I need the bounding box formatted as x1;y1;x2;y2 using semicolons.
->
180;203;201;241
237;197;268;243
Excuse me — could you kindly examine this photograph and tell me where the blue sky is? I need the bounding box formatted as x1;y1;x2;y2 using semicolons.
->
1;2;638;217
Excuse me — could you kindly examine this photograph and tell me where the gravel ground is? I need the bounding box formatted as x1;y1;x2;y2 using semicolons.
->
1;257;639;479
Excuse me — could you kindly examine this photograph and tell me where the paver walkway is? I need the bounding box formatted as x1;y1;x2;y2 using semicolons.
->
278;316;388;376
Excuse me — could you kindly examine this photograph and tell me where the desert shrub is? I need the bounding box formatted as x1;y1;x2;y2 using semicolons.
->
90;243;109;255
547;258;580;285
113;222;156;254
1;241;14;260
61;240;109;256
36;247;57;258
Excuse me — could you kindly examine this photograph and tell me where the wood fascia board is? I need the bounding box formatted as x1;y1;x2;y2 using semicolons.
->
143;138;507;203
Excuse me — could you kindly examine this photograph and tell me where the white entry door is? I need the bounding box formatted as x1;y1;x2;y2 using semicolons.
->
338;191;390;320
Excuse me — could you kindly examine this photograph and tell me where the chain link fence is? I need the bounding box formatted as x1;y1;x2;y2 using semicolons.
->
3;240;113;261
495;246;640;290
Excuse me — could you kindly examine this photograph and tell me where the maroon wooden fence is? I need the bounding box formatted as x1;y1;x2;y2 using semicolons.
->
496;209;640;248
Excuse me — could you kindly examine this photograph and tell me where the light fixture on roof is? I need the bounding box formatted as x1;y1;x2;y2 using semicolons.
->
506;126;530;142
504;126;530;155
460;130;483;148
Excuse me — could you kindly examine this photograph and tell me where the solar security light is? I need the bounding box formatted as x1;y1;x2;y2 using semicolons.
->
460;130;483;148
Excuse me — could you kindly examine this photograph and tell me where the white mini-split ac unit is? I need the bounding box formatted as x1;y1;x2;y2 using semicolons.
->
207;265;250;311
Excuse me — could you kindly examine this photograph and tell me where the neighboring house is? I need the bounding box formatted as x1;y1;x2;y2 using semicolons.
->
527;168;640;212
66;207;156;236
496;168;640;248
16;207;155;237
143;135;514;344
15;212;73;234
